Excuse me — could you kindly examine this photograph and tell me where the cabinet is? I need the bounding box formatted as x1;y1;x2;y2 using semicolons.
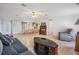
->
39;23;46;35
75;35;79;52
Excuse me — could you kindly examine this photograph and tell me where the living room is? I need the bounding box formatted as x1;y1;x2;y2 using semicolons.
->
0;3;79;55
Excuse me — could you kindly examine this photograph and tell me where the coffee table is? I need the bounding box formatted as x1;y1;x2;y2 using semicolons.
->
34;37;58;55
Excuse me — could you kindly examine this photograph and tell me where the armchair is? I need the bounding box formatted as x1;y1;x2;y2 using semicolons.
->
59;28;77;42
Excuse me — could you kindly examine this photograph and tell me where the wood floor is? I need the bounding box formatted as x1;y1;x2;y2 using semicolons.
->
14;33;79;55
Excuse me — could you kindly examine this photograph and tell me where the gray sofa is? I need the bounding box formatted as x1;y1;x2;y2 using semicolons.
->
0;40;3;54
59;28;77;42
0;33;34;55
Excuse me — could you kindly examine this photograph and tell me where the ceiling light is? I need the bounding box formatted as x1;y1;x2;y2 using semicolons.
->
32;11;37;18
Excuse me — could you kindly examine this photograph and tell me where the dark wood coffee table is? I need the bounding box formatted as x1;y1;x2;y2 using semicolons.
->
34;37;58;55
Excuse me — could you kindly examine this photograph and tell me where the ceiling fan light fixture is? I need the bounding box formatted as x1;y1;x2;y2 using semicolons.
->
21;4;27;7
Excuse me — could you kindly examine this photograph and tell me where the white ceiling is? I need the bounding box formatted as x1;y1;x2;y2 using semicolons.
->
0;3;79;21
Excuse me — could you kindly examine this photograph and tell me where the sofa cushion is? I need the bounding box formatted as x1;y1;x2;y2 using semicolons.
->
5;34;15;41
3;35;14;45
0;33;9;46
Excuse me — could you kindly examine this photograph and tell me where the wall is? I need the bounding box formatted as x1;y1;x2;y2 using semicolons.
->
0;19;11;34
0;18;22;34
52;14;79;37
0;14;79;36
46;20;54;35
12;20;21;34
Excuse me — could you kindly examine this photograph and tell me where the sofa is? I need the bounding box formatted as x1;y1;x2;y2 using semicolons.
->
0;40;3;54
0;33;34;55
59;28;77;42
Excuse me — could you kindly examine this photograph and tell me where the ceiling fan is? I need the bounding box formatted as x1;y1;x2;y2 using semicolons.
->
21;4;49;18
21;4;27;7
21;4;38;16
